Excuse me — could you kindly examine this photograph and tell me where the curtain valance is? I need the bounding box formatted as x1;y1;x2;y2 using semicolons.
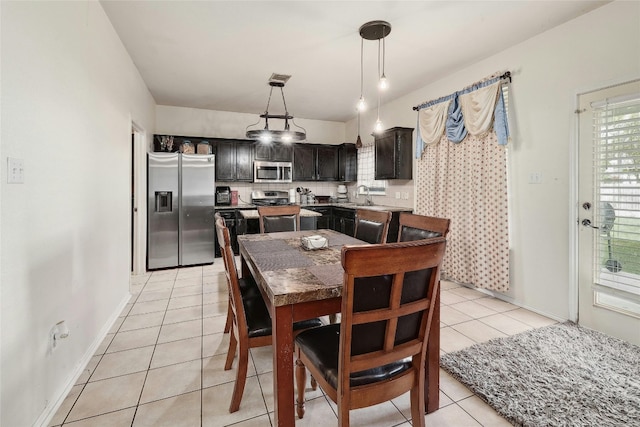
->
414;73;510;158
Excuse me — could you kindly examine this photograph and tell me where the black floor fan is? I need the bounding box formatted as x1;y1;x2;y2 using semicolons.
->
601;202;622;273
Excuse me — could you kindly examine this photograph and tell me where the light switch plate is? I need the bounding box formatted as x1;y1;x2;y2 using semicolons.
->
529;172;542;184
7;157;24;184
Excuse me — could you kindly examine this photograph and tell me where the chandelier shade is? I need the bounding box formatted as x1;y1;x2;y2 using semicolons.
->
246;76;306;143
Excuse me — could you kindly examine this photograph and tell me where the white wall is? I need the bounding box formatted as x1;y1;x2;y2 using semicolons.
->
0;2;156;426
156;105;345;144
347;1;640;319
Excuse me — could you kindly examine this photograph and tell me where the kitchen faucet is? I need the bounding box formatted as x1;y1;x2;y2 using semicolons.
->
356;185;373;206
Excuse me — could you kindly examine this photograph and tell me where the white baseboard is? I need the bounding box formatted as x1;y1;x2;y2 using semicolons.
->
34;293;132;427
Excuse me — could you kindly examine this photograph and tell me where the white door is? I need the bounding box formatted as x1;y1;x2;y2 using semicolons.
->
577;80;640;345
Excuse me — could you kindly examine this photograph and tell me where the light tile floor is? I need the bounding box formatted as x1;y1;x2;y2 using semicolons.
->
50;262;557;427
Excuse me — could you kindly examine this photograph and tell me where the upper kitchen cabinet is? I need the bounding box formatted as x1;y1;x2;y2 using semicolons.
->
293;144;339;181
254;142;293;162
338;143;357;182
375;127;414;180
216;139;254;182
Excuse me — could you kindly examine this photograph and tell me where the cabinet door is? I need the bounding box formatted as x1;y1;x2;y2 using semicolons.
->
339;143;357;182
317;145;338;181
395;130;413;179
272;144;293;162
375;133;396;180
216;142;236;181
344;217;355;237
254;142;271;161
235;142;254;181
293;144;316;181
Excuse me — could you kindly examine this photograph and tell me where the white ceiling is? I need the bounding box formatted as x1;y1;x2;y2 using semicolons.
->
100;1;609;123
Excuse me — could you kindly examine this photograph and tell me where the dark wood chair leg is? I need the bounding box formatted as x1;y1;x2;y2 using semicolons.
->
295;358;307;419
224;300;232;333
229;340;249;413
310;375;317;391
224;329;237;371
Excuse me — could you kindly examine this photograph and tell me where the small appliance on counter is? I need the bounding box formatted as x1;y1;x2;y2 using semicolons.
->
215;186;231;206
337;184;349;203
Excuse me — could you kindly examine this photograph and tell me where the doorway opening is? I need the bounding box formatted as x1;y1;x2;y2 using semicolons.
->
131;122;147;277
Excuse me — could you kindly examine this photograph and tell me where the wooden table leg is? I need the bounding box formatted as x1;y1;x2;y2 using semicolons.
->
272;304;295;427
425;287;440;413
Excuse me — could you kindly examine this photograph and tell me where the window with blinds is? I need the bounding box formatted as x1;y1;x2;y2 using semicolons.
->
592;93;640;297
356;144;386;195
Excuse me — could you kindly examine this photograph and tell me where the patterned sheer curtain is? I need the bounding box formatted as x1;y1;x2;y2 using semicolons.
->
414;73;510;291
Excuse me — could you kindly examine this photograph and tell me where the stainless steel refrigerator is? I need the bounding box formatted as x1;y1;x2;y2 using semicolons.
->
147;153;215;269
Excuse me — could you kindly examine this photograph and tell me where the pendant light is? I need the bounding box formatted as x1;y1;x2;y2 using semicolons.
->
358;20;391;137
246;74;306;143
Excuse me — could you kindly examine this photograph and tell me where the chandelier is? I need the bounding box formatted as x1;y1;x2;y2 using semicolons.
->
356;20;391;147
246;74;306;143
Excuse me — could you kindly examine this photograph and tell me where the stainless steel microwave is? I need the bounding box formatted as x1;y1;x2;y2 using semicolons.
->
253;161;292;183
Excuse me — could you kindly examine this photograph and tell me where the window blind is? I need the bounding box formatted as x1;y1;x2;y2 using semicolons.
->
356;144;386;195
592;93;640;296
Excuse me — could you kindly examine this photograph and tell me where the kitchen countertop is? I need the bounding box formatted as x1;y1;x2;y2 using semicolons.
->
215;203;412;212
238;208;322;219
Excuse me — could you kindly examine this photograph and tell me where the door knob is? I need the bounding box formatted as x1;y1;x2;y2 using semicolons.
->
581;219;599;229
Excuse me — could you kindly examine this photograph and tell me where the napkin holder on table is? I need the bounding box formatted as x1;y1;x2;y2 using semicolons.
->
300;235;328;250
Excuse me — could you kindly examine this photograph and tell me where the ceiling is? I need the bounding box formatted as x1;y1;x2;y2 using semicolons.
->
100;1;609;123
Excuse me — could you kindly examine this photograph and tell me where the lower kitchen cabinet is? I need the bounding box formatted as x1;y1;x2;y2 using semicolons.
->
306;206;332;229
332;207;355;236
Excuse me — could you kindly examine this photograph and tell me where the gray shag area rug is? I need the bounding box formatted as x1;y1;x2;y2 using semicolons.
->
440;322;640;426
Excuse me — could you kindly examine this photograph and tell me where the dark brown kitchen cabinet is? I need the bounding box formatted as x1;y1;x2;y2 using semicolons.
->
332;207;355;236
293;144;338;181
338;143;357;182
375;127;414;180
216;140;253;182
254;142;293;162
306;206;332;229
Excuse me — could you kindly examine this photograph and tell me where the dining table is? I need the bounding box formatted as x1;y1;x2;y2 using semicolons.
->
237;228;440;426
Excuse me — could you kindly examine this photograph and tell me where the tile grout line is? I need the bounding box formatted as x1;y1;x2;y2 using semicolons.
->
129;269;176;425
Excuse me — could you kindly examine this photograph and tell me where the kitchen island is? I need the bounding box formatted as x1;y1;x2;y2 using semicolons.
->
214;203;412;257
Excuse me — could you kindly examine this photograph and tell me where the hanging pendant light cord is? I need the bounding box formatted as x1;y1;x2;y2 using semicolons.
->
376;39;381;122
360;37;364;99
382;35;386;78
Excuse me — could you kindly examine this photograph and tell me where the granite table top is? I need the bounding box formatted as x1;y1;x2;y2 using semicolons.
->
238;208;321;219
238;229;366;307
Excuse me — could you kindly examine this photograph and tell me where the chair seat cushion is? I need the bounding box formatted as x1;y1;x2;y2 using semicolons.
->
243;293;322;338
295;324;412;389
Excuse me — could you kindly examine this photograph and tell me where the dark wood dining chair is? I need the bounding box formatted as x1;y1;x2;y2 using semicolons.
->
215;218;322;413
397;212;450;242
294;237;447;427
257;205;301;233
215;213;255;334
354;209;392;244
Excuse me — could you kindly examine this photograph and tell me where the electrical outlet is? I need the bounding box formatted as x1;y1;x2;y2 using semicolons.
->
395;192;401;199
402;192;409;200
7;157;24;184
